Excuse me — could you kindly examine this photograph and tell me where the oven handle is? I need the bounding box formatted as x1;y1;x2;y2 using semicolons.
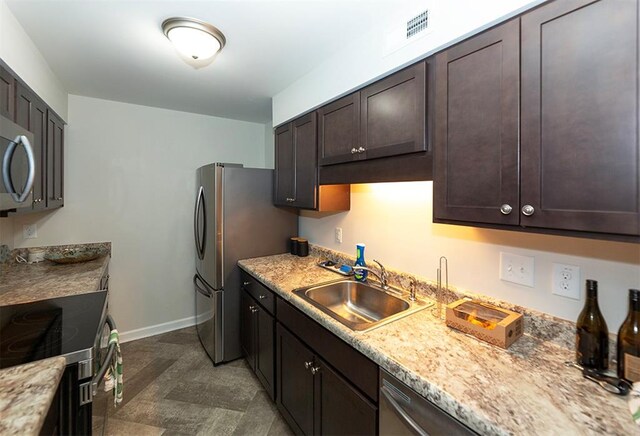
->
92;315;117;396
381;385;428;436
2;135;35;203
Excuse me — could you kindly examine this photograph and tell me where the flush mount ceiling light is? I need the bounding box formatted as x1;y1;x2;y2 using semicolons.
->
162;17;226;61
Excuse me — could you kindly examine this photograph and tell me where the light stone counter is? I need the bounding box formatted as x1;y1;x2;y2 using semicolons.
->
0;243;110;306
0;357;66;435
238;251;636;436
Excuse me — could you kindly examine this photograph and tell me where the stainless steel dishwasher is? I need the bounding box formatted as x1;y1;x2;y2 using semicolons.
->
380;370;477;435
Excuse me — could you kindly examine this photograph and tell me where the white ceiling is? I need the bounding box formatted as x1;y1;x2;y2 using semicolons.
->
6;0;405;123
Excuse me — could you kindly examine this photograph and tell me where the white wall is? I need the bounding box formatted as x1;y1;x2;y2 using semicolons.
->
0;0;67;120
300;183;640;332
272;0;544;125
9;94;267;335
264;121;274;169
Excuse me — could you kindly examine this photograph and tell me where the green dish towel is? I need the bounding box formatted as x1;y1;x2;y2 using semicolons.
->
104;329;123;405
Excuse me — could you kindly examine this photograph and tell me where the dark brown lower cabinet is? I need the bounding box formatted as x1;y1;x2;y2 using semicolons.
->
276;324;377;435
240;289;275;400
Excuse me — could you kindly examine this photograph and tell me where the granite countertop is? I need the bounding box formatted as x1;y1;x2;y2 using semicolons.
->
0;243;110;306
238;253;637;436
0;357;66;436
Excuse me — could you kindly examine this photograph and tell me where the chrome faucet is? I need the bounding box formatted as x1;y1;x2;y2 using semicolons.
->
353;259;389;290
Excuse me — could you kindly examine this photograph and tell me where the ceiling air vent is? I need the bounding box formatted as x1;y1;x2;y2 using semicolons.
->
406;10;429;39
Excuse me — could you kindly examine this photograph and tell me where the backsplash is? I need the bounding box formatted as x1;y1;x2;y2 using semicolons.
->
312;244;579;351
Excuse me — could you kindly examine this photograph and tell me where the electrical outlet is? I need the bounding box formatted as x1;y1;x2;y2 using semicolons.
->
552;263;580;300
334;227;343;244
499;252;535;287
23;224;37;239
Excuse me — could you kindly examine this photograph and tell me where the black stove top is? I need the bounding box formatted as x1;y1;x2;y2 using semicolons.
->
0;291;107;369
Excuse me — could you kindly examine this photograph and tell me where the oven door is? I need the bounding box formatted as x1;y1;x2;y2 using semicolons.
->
0;116;35;211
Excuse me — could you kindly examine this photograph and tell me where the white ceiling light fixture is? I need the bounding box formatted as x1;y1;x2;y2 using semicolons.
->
162;17;226;61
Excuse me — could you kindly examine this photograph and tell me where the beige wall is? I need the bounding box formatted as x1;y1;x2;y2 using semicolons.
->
8;94;268;338
300;183;640;332
0;0;67;119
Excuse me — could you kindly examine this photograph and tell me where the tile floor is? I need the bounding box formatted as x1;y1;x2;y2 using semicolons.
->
95;327;293;435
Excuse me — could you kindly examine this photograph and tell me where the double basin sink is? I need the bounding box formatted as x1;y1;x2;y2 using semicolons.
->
293;280;432;332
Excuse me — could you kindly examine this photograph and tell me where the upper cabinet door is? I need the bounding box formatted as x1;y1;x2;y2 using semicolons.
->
360;61;426;160
433;20;520;225
47;110;64;209
274;123;295;206
291;113;317;209
0;66;15;121
15;84;47;209
521;0;639;235
318;93;360;166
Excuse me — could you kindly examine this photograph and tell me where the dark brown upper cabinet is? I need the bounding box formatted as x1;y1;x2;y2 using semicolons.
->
275;112;350;211
15;83;48;210
520;0;639;236
318;62;427;167
47;110;64;209
434;19;519;226
0;65;15;121
434;0;639;240
318;93;360;166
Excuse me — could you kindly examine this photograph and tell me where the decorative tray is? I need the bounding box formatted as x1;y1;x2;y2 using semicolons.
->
45;248;105;264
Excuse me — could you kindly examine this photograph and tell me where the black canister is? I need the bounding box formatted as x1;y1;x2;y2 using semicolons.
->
297;238;309;257
290;237;300;255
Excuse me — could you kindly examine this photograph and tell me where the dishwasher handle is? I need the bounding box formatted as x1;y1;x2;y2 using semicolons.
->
381;385;428;436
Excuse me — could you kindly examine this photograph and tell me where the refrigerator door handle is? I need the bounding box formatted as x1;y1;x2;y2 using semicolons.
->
194;186;205;260
193;274;212;298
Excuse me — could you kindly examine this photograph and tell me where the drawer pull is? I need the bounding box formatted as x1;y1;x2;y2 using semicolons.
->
258;294;267;299
243;281;251;286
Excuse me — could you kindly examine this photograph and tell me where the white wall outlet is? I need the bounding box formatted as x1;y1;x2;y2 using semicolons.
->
499;252;535;287
334;227;343;244
552;263;581;300
23;224;37;239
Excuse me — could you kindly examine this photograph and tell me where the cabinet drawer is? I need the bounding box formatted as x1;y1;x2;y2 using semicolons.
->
240;270;275;315
277;297;378;402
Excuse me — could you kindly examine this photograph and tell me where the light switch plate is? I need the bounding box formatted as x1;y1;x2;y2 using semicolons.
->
499;252;535;287
334;227;343;244
552;263;580;300
23;224;37;239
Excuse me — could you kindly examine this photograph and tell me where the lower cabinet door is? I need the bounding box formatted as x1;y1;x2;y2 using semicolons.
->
315;358;377;436
276;324;315;435
255;307;275;401
240;290;255;370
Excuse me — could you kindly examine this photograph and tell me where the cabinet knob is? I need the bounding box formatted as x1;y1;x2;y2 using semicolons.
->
56;197;63;201
249;305;256;311
357;147;365;153
243;281;251;286
310;366;321;375
251;308;259;313
350;148;357;154
258;294;267;299
500;204;512;215
304;361;313;369
521;205;535;216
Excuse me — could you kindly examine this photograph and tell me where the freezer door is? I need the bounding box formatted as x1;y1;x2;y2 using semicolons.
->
194;273;223;364
195;164;224;290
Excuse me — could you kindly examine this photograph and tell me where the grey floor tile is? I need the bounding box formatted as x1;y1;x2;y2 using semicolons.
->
267;413;295;436
232;391;280;436
166;380;258;412
197;408;244;436
114;398;217;434
105;417;166;436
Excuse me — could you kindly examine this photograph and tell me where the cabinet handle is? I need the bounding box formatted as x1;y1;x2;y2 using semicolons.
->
258;294;267;299
310;366;321;375
521;205;535;216
350;148;357;154
249;305;256;311
243;281;251;286
251;307;259;313
357;147;365;153
304;361;313;369
500;204;512;215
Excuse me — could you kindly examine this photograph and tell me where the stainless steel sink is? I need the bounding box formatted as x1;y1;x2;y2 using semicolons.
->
293;280;432;331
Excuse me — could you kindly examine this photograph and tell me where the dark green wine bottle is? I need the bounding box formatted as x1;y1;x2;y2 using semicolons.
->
617;289;640;382
576;280;609;370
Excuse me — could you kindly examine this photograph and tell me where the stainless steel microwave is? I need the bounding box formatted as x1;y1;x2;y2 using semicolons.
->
0;115;34;212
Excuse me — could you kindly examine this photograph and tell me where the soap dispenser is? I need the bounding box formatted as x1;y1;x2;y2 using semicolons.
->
354;243;367;282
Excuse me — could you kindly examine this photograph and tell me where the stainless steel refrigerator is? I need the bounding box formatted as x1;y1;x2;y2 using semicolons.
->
194;163;297;365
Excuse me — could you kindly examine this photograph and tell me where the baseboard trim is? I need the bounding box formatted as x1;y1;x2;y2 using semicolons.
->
119;316;196;343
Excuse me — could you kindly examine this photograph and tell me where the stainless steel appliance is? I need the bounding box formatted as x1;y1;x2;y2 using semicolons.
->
0;115;35;212
0;280;116;435
380;369;476;435
194;163;297;365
